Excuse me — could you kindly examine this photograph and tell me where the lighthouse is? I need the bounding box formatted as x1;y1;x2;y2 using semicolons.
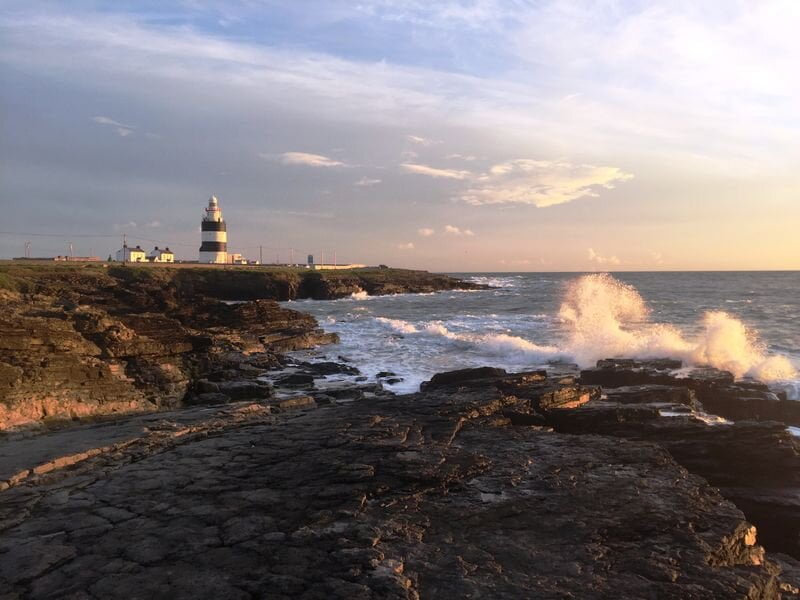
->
199;195;228;264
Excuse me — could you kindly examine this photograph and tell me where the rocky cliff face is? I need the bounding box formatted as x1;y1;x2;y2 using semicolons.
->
0;264;478;430
0;274;331;431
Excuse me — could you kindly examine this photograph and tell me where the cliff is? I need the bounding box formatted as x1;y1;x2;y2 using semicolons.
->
0;263;479;430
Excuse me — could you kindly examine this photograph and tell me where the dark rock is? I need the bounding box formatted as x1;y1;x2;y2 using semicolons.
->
421;366;507;389
303;362;361;377
581;358;800;426
185;392;232;406
275;373;315;387
0;376;793;598
376;371;397;379
216;381;273;400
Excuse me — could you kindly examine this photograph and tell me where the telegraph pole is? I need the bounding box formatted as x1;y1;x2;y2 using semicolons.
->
123;234;127;265
259;245;263;265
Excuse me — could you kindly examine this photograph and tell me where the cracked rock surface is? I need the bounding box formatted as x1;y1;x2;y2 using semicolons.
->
1;373;795;599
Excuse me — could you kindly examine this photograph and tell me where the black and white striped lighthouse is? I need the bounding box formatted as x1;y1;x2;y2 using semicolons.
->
199;195;228;264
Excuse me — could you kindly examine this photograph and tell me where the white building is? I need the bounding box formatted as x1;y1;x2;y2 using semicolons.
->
199;195;228;264
148;246;174;263
115;244;147;263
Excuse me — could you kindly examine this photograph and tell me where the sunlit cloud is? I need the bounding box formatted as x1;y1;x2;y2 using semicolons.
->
279;152;347;167
461;160;633;207
396;242;415;250
400;163;471;179
443;225;474;236
587;248;620;266
417;228;435;237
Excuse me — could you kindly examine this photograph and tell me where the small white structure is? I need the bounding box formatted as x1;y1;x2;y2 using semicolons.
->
199;195;228;264
148;246;174;263
115;244;147;263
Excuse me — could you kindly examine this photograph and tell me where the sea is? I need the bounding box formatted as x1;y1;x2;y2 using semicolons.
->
284;272;800;400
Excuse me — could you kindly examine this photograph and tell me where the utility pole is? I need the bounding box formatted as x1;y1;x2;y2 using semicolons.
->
123;234;127;265
259;245;263;265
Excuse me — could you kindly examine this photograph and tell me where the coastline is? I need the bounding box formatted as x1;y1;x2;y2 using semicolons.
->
1;263;800;597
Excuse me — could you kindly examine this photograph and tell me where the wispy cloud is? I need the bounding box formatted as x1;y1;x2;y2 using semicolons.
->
113;221;137;230
92;115;134;137
443;225;474;236
355;176;381;186
400;163;470;180
406;134;438;146
278;152;347;167
396;242;415;250
461;160;633;207
417;227;435;237
587;248;620;266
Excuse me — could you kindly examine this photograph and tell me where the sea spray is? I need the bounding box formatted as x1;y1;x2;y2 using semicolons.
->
559;274;797;381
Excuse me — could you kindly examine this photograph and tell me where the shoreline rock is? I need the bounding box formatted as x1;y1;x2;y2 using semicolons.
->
2;368;797;598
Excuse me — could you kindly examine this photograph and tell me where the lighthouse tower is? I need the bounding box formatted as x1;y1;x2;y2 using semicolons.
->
199;195;228;264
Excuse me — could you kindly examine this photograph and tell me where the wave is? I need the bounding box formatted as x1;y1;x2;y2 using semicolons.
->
376;317;560;361
558;274;797;382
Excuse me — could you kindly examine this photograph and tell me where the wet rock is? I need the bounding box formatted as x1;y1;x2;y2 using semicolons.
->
581;358;800;426
216;381;273;400
0;376;794;598
185;392;232;406
303;362;360;377
275;373;315;387
421;367;507;389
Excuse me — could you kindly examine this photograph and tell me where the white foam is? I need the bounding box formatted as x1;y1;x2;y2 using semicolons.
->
375;317;419;334
350;290;369;300
558;274;797;382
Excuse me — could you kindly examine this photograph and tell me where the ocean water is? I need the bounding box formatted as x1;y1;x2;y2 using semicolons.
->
284;272;800;399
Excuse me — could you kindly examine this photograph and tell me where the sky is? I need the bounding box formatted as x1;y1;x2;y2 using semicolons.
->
0;0;798;271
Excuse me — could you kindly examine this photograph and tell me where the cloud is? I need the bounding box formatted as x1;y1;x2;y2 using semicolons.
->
145;220;161;228
396;242;415;250
113;221;137;230
417;228;435;237
460;160;633;207
447;153;478;161
406;134;438;146
355;176;381;186
92;115;134;137
587;248;620;266
443;225;474;236
400;163;471;180
278;152;346;167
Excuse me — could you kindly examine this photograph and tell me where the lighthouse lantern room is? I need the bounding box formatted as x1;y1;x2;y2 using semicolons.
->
199;195;228;264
